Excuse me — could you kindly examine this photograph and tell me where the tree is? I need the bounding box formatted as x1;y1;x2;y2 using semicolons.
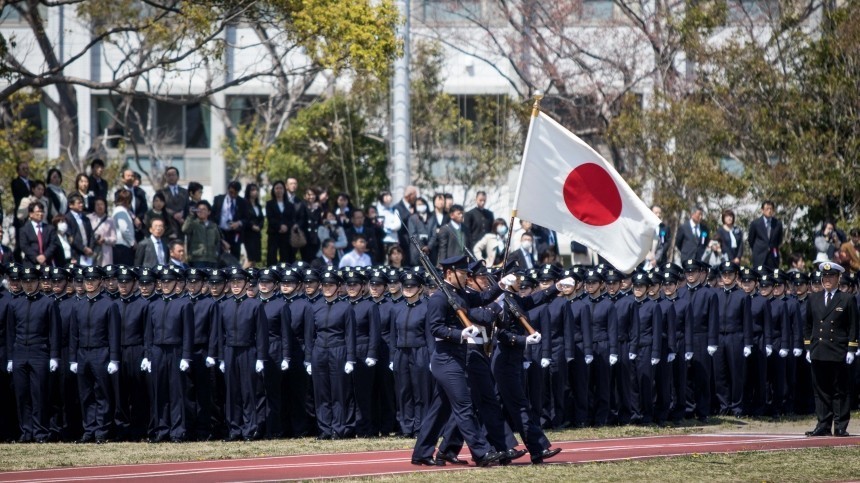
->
0;89;51;215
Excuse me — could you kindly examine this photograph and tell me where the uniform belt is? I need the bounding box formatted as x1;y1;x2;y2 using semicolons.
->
466;337;484;345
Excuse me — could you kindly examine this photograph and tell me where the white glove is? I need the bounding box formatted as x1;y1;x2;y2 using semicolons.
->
500;274;517;289
255;360;264;373
585;355;594;365
179;359;190;372
556;277;575;290
365;357;377;367
49;359;59;372
629;352;637;361
281;359;289;371
793;348;803;357
523;361;531;369
685;352;693;361
205;357;216;368
540;358;551;368
779;348;788;358
651;357;660;366
140;358;151;373
388;361;394;371
525;333;542;345
6;361;11;373
107;361;118;374
566;357;574;363
667;353;676;362
766;345;773;357
219;361;225;373
707;345;717;356
344;362;354;374
847;352;855;365
743;346;752;358
69;362;78;374
305;362;312;376
609;354;618;366
429;362;432;371
806;350;811;363
460;325;480;341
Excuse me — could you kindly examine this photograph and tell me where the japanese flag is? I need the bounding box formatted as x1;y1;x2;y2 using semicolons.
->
513;111;660;273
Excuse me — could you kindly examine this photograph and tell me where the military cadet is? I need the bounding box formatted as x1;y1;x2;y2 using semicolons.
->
255;267;290;439
303;266;323;303
114;266;150;441
781;270;805;415
72;267;86;299
206;268;229;439
48;267;81;441
368;268;397;437
0;265;19;442
8;266;60;443
561;267;594;428
791;272;814;414
535;264;568;428
648;269;675;425
306;269;356;440
214;267;268;441
280;267;315;437
388;268;405;303
102;265;120;299
606;268;638;425
142;267;193;443
69;266;121;443
519;271;550;426
138;268;158;301
804;262;858;436
659;265;687;424
712;261;752;418
38;265;52;294
738;267;769;416
810;270;823;293
630;271;662;425
583;268;618;427
763;271;791;416
183;268;218;441
343;269;381;438
682;258;719;421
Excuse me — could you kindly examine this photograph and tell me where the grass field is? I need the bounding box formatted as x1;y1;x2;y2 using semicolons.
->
1;413;859;481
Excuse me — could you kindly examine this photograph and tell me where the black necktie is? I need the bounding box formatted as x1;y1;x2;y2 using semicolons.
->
826;292;832;306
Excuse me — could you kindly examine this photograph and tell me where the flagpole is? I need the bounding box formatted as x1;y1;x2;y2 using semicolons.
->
502;91;543;271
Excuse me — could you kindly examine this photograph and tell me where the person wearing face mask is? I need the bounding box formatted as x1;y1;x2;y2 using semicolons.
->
53;215;73;266
406;197;439;266
472;219;509;268
508;232;537;270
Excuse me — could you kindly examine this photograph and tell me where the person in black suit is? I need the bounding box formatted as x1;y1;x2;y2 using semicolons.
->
12;161;32;220
266;181;296;265
87;159;109;202
507;231;538;270
120;169;148;242
64;194;95;265
243;183;264;266
675;206;710;262
462;191;494;249
211;181;250;260
134;218;169;267
803;262;858;437
20;201;58;267
435;205;469;262
716;208;744;265
393;185;418;251
748;200;783;269
345;209;382;265
158;166;189;241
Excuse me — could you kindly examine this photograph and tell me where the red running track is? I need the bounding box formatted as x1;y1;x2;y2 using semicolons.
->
1;434;858;482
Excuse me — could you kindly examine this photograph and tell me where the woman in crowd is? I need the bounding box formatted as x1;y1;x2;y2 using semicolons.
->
387;245;405;269
45;168;68;217
87;197;117;266
334;193;353;227
52;214;72;266
16;180;51;223
716;208;744;265
837;242;860;272
144;193;173;240
473;218;509;268
297;188;323;263
406;197;438;266
73;173;95;213
244;183;264;267
266;180;296;265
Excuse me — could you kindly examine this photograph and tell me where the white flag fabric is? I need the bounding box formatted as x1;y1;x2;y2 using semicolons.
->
513;112;660;273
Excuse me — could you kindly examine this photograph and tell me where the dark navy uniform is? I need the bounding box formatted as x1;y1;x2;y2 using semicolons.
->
609;279;639;425
564;288;593;427
185;269;220;441
344;270;380;438
7;267;60;442
743;270;771;417
587;276;618;427
631;273;662;425
652;276;677;424
765;275;790;416
539;276;570;428
256;269;290;438
305;270;356;439
683;261;719;420
50;268;82;441
660;269;689;423
281;268;315;437
713;263;752;417
370;269;398;437
214;268;268;441
114;270;151;441
791;272;814;414
144;268;193;442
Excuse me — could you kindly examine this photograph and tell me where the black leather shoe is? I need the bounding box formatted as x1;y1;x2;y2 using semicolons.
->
436;452;468;465
411;457;442;466
475;450;505;467
834;429;850;437
805;427;832;437
532;447;562;464
223;435;241;442
96;438;110;444
316;434;331;440
75;435;94;444
34;438;47;444
507;448;528;461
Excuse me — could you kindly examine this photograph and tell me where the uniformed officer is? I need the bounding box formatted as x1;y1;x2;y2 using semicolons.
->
213;267;267;441
659;265;687;424
781;270;805;415
764;271;791;416
279;267;315;437
306;269;356;440
804;262;857;437
255;267;290;439
562;267;594;428
682;258;719;421
518;272;550;426
0;264;20;442
102;265;120;299
648;269;675;425
791;272;814;414
7;266;60;443
411;256;506;467
114;266;151;441
69;266;121;443
584;268;618;427
343;269;381;438
368;268;398;437
630;271;662;425
712;261;752;417
206;268;229;439
138;267;158;301
142;267;193;443
49;266;82;441
606;268;639;425
535;264;568;428
184;268;219;441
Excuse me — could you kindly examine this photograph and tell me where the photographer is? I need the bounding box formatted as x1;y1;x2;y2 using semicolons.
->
815;221;843;261
182;200;227;269
317;211;348;259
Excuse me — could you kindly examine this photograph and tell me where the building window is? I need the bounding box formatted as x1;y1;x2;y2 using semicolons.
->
92;95;210;149
581;0;614;22
727;0;778;24
418;0;482;25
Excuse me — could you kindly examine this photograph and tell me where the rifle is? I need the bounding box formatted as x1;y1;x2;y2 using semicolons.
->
395;211;472;329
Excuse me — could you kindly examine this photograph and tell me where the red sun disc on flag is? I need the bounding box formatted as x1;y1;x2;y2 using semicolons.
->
563;163;622;226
